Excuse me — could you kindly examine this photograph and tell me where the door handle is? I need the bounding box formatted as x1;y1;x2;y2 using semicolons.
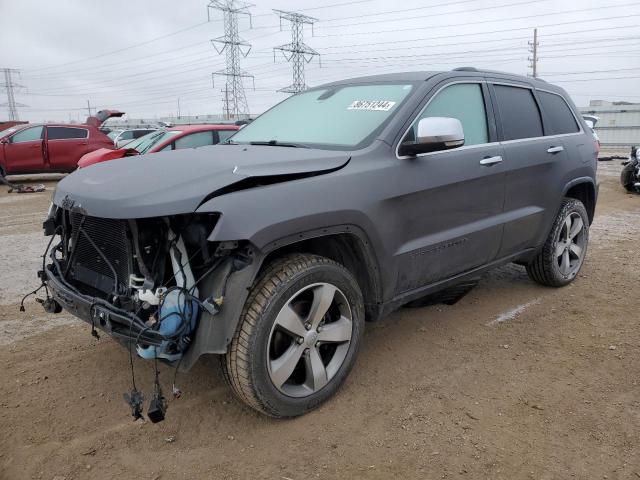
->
547;145;564;154
479;155;503;166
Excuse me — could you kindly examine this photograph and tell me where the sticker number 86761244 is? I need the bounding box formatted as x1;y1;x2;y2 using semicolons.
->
347;100;396;111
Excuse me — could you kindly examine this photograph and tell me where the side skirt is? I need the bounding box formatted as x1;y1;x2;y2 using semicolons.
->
378;248;537;318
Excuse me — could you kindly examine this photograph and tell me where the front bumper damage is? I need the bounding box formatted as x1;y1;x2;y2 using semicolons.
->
44;265;165;348
39;206;261;371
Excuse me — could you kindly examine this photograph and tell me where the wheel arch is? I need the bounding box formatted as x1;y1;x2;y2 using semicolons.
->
257;226;383;322
563;177;597;224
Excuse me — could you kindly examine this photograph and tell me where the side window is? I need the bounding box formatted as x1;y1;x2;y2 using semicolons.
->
134;130;153;139
10;126;44;143
493;85;543;140
174;131;214;149
217;130;236;144
538;91;580;135
404;83;489;147
47;127;88;140
119;131;134;140
159;143;173;152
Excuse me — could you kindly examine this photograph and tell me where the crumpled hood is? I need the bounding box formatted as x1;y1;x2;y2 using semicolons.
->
53;144;350;219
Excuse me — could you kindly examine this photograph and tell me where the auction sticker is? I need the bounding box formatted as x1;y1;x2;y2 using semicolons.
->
348;100;396;111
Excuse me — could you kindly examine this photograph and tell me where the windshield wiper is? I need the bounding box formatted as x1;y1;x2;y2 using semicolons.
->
249;140;309;148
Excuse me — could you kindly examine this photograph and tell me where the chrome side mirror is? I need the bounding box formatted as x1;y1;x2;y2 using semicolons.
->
399;117;465;156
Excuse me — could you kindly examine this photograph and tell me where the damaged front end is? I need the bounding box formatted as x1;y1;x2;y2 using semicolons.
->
40;204;252;367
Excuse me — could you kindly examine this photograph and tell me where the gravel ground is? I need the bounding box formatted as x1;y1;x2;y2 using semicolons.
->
1;160;639;479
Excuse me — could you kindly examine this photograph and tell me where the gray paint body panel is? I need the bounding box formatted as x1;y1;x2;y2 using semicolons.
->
48;69;598;369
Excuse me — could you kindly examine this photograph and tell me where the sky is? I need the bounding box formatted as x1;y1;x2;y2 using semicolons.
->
1;0;639;123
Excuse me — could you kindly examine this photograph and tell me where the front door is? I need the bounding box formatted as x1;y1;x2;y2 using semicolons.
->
393;81;506;294
3;126;45;173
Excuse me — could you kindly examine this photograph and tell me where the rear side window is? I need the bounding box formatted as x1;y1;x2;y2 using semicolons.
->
538;91;580;135
47;127;88;140
407;83;488;146
133;129;154;139
10;126;44;143
174;131;214;149
493;85;543;140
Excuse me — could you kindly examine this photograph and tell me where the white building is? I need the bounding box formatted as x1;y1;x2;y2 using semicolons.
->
579;100;640;149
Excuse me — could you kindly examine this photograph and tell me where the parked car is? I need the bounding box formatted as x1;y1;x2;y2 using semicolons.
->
110;128;158;149
77;124;239;168
0;110;124;177
583;115;600;151
40;69;597;418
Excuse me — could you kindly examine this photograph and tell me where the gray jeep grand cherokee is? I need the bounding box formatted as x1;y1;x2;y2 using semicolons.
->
39;68;598;417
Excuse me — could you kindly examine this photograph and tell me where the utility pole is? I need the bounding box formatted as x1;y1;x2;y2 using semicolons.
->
208;0;254;120
528;28;538;78
86;99;92;117
177;97;181;118
273;10;320;94
1;68;25;121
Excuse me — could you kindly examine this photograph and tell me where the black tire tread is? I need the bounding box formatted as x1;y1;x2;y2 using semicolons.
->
220;253;351;416
526;198;588;287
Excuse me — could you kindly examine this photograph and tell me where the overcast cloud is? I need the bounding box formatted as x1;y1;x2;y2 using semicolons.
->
1;0;639;122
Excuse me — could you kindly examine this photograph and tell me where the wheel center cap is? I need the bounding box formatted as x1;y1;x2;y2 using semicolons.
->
305;331;318;347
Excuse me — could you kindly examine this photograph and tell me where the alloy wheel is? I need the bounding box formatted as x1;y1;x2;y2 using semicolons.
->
554;212;586;276
267;282;353;398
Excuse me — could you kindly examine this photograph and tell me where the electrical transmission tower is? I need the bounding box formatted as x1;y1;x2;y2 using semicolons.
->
208;0;254;120
528;28;539;78
1;68;26;121
273;10;320;94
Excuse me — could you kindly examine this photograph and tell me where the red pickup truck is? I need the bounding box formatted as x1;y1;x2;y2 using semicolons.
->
0;110;123;178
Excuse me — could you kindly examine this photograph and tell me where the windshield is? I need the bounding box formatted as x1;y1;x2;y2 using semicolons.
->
231;83;415;149
125;130;179;154
107;130;122;140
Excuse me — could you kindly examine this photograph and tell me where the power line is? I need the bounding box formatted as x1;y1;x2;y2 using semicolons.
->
273;10;320;93
528;28;539;78
26;22;211;73
315;5;640;37
209;0;254;119
1;68;26;121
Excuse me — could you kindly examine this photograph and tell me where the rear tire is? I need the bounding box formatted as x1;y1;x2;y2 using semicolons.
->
526;198;589;287
621;162;638;193
221;254;364;417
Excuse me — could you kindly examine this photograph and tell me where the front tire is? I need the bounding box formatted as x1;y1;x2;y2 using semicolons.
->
221;254;364;417
526;198;589;287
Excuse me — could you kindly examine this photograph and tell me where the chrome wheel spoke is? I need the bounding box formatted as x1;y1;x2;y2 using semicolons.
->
307;284;336;329
569;243;582;258
274;304;307;338
569;216;583;240
270;343;306;389
305;347;328;391
560;249;571;275
317;316;352;343
562;216;572;241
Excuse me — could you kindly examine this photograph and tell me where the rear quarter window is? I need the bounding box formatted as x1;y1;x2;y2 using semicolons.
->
493;84;543;141
538;91;580;135
47;127;88;140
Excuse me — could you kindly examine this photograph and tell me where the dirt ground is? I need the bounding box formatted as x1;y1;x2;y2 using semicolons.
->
1;161;639;480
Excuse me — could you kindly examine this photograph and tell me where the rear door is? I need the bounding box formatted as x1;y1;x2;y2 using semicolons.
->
393;80;506;293
3;126;45;173
489;82;570;256
46;126;90;171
